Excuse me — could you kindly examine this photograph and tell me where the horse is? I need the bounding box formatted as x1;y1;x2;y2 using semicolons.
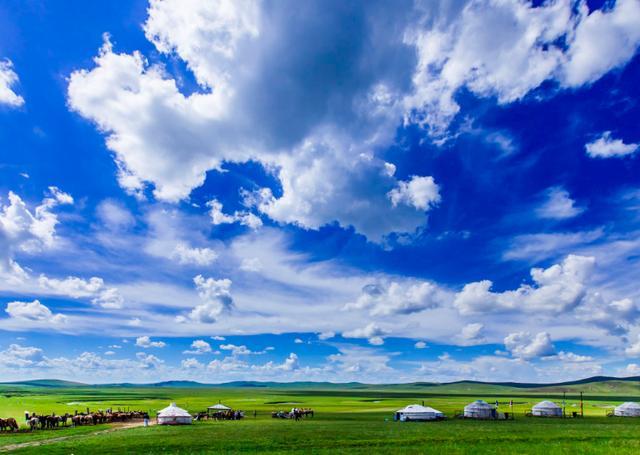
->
5;418;18;431
28;417;39;431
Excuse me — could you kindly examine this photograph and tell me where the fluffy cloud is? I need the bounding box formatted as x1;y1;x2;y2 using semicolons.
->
585;131;639;158
171;243;218;266
0;344;44;368
181;357;205;369
219;343;264;356
458;323;486;346
0;60;24;107
207;199;262;230
625;335;640;357
135;336;166;348
406;0;640;135
38;275;124;309
0;189;73;278
536;187;584;220
414;341;427;349
96;199;136;230
454;255;595;315
388;176;440;211
345;279;445;316
504;331;555;360
343;323;387;345
187;275;234;323
183;339;212;355
5;300;66;324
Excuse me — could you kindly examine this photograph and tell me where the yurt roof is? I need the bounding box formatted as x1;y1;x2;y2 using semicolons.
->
616;402;640;410
158;403;191;417
397;404;442;414
533;400;561;409
208;404;231;410
465;400;494;409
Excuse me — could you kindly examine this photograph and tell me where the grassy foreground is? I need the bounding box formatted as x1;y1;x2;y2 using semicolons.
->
0;383;639;453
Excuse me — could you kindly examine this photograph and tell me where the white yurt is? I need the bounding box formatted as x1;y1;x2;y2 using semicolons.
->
395;404;445;421
464;400;496;419
208;404;231;411
157;403;193;425
614;402;640;417
532;400;562;417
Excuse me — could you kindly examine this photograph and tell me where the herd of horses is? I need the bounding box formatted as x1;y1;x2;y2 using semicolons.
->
271;408;315;420
194;410;245;421
0;410;146;433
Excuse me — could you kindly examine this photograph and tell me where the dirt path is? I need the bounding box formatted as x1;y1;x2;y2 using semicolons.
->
0;421;154;452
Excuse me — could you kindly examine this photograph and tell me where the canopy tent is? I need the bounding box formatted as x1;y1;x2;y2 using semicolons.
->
463;400;496;419
614;402;640;417
532;400;562;417
208;404;231;411
395;404;444;421
157;403;192;425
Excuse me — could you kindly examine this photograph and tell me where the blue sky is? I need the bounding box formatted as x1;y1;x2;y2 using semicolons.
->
0;0;639;384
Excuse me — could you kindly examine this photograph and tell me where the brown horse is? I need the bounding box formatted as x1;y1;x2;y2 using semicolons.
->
5;418;18;431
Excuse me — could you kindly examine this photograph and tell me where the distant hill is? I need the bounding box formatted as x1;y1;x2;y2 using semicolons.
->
2;376;639;393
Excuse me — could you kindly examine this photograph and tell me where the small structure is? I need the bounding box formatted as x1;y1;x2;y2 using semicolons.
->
614;402;640;417
208;404;231;412
463;400;496;419
157;403;192;425
395;404;444;421
532;400;562;417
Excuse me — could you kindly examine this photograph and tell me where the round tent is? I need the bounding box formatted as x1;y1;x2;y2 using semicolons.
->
532;400;562;417
157;403;193;425
614;402;640;417
395;404;444;421
464;400;496;419
208;404;231;411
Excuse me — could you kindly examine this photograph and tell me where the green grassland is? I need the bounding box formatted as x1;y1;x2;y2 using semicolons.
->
1;380;640;453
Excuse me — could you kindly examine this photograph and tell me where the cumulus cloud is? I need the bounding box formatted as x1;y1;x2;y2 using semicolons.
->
625;335;640;357
343;323;387;345
0;344;44;368
0;60;24;107
171;243;218;266
345;279;445;316
536;187;584;220
406;0;640;135
318;331;335;341
458;323;486;346
183;339;212;355
585;131;639;158
38;275;124;309
388;176;440;211
186;275;234;323
219;343;265;356
208;199;262;230
504;331;555;360
96;199;135;230
0;188;73;278
181;357;205;370
414;341;427;349
454;255;595;315
5;300;66;324
135;336;166;348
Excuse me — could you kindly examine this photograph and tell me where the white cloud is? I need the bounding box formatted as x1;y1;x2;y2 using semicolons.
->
211;335;225;341
458;323;485;346
171;243;218;266
504;331;555;360
345;279;445;316
387;176;441;211
454;255;595;315
0;60;24;107
0;344;44;368
183;339;212;355
135;336;166;348
208;199;263;230
536;187;584;220
96;199;135;230
550;351;593;363
240;257;262;272
187;275;233;323
625;335;640;357
406;0;640;135
624;363;640;375
181;357;205;370
5;300;66;324
318;331;335;341
0;189;73;278
585;131;639;158
343;323;387;346
562;0;640;87
414;341;427;349
294;338;303;344
219;343;263;356
38;275;124;309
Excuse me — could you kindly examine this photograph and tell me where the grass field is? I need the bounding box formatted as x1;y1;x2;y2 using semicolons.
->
1;382;639;453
